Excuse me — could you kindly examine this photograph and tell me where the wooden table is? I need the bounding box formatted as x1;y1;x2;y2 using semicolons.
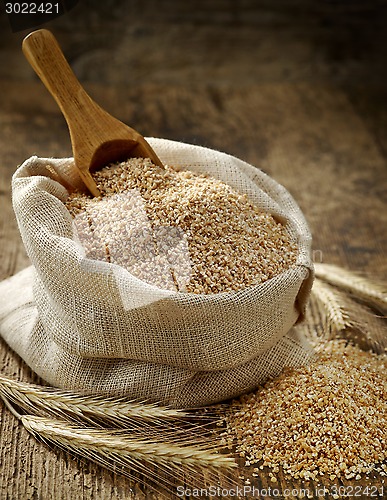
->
0;2;386;498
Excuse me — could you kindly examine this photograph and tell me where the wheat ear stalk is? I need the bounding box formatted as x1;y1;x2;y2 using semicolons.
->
310;278;352;335
334;295;387;354
0;374;186;425
308;276;387;353
21;414;235;469
314;263;387;314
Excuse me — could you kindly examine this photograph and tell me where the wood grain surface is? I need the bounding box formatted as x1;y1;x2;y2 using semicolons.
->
0;1;386;498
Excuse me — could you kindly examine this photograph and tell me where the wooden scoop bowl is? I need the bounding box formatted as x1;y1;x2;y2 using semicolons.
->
22;29;163;197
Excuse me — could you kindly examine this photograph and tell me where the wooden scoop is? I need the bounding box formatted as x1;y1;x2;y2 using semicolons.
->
22;29;163;197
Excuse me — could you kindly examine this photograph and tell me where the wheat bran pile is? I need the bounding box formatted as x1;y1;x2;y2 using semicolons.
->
65;158;297;294
222;340;387;481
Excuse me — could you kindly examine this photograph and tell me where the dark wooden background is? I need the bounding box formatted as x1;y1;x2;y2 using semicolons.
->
0;1;386;498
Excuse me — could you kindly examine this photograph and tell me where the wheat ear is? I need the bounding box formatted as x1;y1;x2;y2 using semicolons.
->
336;296;387;354
0;374;186;424
314;263;387;314
21;415;235;469
309;277;387;353
20;412;236;490
310;278;352;336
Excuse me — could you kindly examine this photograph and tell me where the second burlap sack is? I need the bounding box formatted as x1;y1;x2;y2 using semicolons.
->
0;138;314;407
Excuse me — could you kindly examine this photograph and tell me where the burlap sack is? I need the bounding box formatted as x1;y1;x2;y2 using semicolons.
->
0;138;314;407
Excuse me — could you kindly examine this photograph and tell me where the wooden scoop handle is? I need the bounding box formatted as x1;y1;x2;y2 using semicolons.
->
22;29;102;195
22;29;92;125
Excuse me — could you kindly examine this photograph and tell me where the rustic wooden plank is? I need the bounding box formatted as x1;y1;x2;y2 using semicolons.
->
0;78;386;498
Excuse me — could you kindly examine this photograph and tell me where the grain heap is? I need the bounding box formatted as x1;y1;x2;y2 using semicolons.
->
222;340;387;481
66;157;297;294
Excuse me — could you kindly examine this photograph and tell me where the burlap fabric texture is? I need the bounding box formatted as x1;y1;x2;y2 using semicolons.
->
0;138;314;407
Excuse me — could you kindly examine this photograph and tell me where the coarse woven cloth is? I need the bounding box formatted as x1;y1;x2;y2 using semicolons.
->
0;138;314;407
